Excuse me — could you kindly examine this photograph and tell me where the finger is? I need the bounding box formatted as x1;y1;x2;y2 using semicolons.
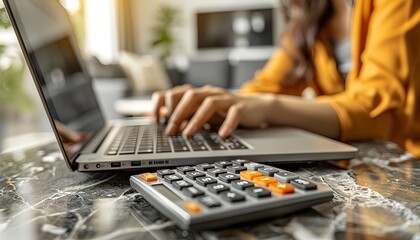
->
165;84;192;118
152;91;165;123
218;103;244;138
183;96;234;136
167;88;209;135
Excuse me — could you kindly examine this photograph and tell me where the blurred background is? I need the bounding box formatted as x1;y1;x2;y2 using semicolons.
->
0;0;284;152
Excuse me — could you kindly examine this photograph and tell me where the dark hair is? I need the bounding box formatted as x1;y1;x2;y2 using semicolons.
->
280;0;334;84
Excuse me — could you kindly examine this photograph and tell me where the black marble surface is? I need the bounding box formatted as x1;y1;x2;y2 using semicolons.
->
0;140;419;240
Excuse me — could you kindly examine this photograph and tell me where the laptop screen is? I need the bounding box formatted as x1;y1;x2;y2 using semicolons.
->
4;0;105;165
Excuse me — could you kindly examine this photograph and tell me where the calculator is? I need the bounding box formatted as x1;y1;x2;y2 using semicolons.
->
130;160;333;229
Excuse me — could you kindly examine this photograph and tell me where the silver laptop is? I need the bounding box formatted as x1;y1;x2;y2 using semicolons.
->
4;0;357;172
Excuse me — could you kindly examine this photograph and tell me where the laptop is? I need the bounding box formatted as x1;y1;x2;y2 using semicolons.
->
4;0;357;172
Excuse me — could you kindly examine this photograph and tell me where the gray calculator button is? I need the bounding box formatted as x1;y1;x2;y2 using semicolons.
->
244;162;264;171
164;174;183;183
207;168;227;177
207;183;230;194
186;171;206;180
231;180;254;190
196;176;217;186
231;159;250;166
219;173;240;183
183;187;205;198
291;179;317;190
221;191;245;202
198;196;221;208
172;180;192;190
196;163;215;171
246;187;271;198
157;169;175;177
274;171;299;183
214;161;233;168
227;165;247;174
176;166;195;174
259;167;279;176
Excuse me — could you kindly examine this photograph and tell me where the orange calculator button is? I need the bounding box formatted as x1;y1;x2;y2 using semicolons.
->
184;201;202;214
253;176;277;187
139;173;157;182
269;182;295;194
240;170;262;180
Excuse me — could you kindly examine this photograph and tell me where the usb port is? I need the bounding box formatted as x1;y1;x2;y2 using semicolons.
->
131;161;141;167
111;162;121;168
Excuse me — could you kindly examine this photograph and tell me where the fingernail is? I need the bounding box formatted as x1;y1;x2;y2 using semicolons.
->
219;126;229;138
166;122;176;135
184;124;197;136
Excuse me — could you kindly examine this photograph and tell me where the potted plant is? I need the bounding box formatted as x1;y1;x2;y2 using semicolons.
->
0;4;34;152
150;5;180;61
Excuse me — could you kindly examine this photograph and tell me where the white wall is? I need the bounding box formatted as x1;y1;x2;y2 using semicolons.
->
131;0;283;57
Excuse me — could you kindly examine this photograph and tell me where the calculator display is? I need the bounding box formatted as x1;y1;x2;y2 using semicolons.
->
153;184;183;202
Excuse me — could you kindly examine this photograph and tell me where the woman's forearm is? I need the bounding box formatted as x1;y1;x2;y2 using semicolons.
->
264;95;341;139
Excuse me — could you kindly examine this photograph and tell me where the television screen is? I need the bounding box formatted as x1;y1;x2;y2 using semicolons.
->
197;8;274;49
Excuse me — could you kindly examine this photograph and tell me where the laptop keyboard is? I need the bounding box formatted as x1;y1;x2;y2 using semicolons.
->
106;125;248;155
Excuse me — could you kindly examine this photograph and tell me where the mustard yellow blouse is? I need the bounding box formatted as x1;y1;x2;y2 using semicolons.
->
240;0;420;157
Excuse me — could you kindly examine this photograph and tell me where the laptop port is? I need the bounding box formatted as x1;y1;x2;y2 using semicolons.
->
111;162;121;168
131;161;141;167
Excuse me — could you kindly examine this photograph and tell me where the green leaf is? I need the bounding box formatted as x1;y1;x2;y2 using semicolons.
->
0;6;11;29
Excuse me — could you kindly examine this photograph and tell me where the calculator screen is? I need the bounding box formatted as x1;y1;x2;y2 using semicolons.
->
153;184;183;202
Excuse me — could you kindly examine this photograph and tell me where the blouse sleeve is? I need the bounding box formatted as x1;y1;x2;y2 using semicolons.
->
318;0;420;141
239;49;307;96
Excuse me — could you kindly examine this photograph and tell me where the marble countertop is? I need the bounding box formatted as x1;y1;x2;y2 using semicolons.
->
0;140;418;240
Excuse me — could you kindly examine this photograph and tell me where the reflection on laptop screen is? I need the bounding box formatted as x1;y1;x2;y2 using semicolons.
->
6;0;105;161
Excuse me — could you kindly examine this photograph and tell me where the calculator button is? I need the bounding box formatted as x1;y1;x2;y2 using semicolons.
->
198;196;221;208
274;171;299;183
196;163;215;171
186;171;206;180
176;166;195;174
221;191;245;202
207;183;230;194
227;165;247;174
184;201;202;213
172;180;193;190
164;174;183;183
215;161;233;168
231;180;254;190
240;170;262;180
253;176;278;187
156;169;175;178
207;168;227;177
219;173;240;183
196;176;217;186
183;187;205;198
231;159;250;166
244;162;264;171
291;179;317;190
139;173;157;182
246;187;272;198
259;167;279;176
268;182;295;194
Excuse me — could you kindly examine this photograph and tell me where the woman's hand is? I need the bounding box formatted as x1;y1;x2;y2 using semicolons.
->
152;85;273;138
